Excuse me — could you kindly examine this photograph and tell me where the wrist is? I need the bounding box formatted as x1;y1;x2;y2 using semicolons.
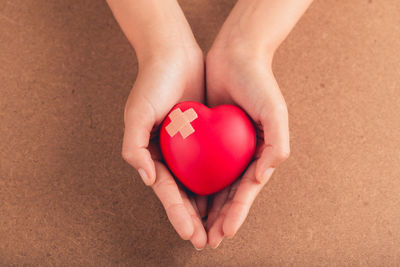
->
134;16;201;65
208;30;275;69
136;40;202;65
108;0;201;64
138;44;203;71
210;0;283;61
209;38;275;67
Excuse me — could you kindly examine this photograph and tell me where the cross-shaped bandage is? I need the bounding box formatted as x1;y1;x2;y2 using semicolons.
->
165;108;198;139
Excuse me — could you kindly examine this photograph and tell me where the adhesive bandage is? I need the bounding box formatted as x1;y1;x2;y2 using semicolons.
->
165;108;198;139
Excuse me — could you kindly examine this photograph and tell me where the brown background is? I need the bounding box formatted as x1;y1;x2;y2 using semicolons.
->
1;0;400;265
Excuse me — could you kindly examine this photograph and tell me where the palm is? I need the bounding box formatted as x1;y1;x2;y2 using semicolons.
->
123;50;209;249
204;49;290;247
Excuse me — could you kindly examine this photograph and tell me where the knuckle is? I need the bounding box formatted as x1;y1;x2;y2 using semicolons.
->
165;202;185;214
271;103;288;117
124;106;138;122
121;150;134;164
260;102;288;124
231;199;248;210
152;177;176;192
274;147;290;163
123;102;135;120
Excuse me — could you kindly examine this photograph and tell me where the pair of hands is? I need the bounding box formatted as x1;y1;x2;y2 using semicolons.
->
122;40;290;249
106;0;313;250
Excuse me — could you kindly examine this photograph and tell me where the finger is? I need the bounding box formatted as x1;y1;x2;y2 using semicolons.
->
255;100;290;184
207;181;239;248
185;196;208;250
207;205;227;249
222;163;273;238
122;98;156;185
206;186;230;231
152;161;194;240
195;195;208;219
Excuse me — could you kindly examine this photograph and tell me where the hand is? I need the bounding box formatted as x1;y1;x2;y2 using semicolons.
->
203;0;313;248
205;44;290;248
122;47;208;250
108;0;311;250
107;0;210;250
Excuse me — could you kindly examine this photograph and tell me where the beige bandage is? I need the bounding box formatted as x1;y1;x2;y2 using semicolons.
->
165;108;198;139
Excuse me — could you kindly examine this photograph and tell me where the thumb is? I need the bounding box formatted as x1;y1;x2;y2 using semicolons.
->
122;98;156;186
255;104;290;184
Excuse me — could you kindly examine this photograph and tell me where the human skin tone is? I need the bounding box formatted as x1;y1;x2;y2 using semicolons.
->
106;0;312;250
106;0;207;249
205;0;313;248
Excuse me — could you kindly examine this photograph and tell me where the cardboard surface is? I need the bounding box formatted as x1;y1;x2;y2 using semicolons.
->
1;0;399;265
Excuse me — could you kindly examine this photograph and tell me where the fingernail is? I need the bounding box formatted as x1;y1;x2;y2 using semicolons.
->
194;246;204;251
138;168;149;185
259;168;274;184
211;239;223;249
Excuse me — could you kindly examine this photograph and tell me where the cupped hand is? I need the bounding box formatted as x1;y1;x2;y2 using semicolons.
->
122;47;208;250
205;44;290;248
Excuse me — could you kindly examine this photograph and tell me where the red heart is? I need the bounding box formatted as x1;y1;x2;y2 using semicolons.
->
160;101;256;195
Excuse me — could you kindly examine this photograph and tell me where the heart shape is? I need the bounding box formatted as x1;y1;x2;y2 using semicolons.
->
160;101;256;195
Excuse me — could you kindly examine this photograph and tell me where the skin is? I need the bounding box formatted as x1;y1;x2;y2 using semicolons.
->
106;0;312;250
